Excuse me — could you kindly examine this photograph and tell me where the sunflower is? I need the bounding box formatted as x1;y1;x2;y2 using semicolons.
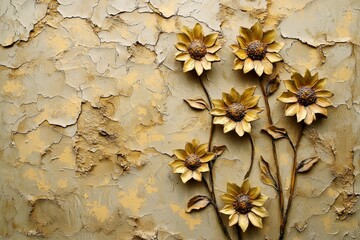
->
169;139;215;183
277;69;334;125
230;21;284;76
220;179;269;232
210;87;262;137
175;23;221;76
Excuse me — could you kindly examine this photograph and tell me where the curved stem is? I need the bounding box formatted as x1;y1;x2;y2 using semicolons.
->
259;76;285;239
244;134;255;180
199;74;232;240
281;123;305;239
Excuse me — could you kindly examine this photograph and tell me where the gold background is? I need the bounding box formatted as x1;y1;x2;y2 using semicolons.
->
0;0;359;239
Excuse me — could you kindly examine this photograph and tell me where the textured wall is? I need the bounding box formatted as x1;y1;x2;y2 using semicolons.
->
0;0;359;239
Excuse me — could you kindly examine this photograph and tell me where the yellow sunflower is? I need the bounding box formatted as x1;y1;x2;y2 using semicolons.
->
230;21;284;76
169;139;215;183
210;87;262;137
175;23;221;76
277;69;334;125
220;179;269;232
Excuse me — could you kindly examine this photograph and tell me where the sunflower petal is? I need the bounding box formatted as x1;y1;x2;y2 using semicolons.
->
173;149;187;160
230;88;241;102
175;52;190;61
207;44;222;53
234;58;244;70
243;58;254;73
220;193;236;203
192;170;202;181
248;187;261;199
235;49;248;60
262;29;276;44
239;214;249;232
194;61;203;76
240;86;257;102
243;95;260;108
180;170;193;183
267;41;284;53
230;44;240;52
252;194;268;206
213;116;230;125
304;107;315;125
251;206;269;218
237;36;248;49
244;110;260;122
277;92;297;103
227;182;241;196
285;103;300;116
195;143;208;156
292;72;306;88
262;59;273;75
193;23;203;40
204;33;218;47
240;179;250;194
185;142;195;155
312;78;326;90
212;99;227;108
315;90;333;98
266;52;282;63
198;163;210;172
235;123;245;137
241;120;251;133
205;53;221;62
222;92;233;106
220;204;236;215
169;160;185;168
181;26;194;40
201;58;211;70
173;165;188;173
316;98;333;107
239;27;252;42
229;213;239;226
200;153;215;163
224;120;236;133
296;105;307;122
248;212;263;228
309;104;328;116
183;58;195;72
251;22;263;40
254;60;264;76
283;80;298;93
177;33;191;45
175;42;188;51
210;108;227;116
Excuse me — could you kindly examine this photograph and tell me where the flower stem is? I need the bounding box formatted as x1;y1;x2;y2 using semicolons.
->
243;134;255;180
200;74;232;240
280;123;305;239
259;76;285;239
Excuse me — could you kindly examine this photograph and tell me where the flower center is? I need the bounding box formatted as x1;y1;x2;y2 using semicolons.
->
233;194;253;214
296;86;317;106
185;153;202;171
226;103;246;122
246;40;267;60
188;40;207;60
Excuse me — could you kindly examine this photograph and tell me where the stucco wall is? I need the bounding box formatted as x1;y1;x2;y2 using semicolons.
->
0;0;359;239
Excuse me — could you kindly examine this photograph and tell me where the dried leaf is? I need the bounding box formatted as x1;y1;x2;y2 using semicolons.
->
184;97;209;110
297;157;320;173
262;125;288;140
259;157;278;190
266;75;280;96
186;195;211;213
212;145;227;157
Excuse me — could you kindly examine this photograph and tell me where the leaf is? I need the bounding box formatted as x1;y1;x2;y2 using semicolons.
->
184;97;209;110
212;145;227;157
262;125;288;140
186;195;211;213
259;157;278;190
266;75;280;96
297;157;320;173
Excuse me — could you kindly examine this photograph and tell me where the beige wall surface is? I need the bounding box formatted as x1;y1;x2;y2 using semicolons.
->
0;0;359;239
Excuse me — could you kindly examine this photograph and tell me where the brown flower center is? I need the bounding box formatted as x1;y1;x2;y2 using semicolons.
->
188;40;207;60
185;153;202;171
296;86;317;106
233;194;253;214
246;40;267;60
226;103;246;122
